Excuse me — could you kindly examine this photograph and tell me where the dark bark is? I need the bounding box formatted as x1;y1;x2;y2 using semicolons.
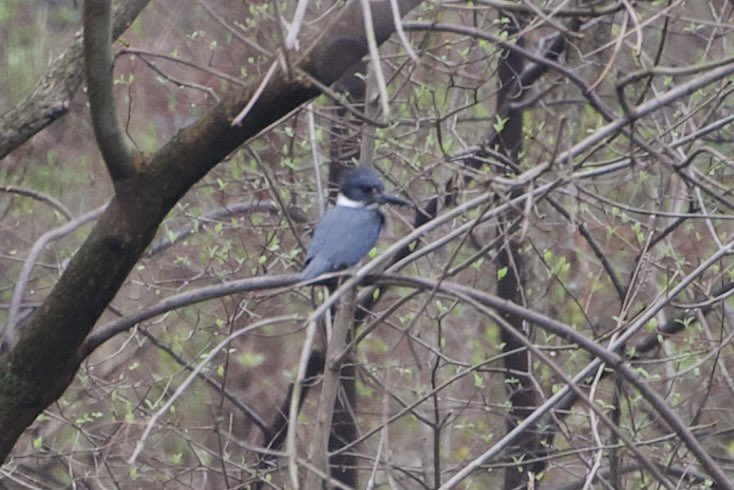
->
0;0;423;462
84;0;136;181
258;352;326;475
328;357;358;487
489;13;543;489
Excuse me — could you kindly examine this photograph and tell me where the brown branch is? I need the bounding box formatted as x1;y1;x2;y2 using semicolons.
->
83;0;136;181
139;328;271;440
78;274;299;360
304;286;358;488
470;0;624;17
373;275;733;490
0;0;150;161
0;0;423;463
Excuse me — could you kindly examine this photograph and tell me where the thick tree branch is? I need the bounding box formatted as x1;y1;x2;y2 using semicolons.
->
0;0;150;161
0;0;423;463
83;0;136;181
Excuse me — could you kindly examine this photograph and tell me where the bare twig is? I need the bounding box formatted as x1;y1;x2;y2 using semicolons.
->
360;0;391;117
307;105;326;216
0;185;72;221
4;203;109;344
285;0;311;49
368;273;733;489
389;0;418;61
145;200;303;258
77;273;299;360
231;60;279;126
139;328;271;439
128;315;301;465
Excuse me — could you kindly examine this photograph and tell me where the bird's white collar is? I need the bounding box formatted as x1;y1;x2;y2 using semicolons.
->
336;193;366;208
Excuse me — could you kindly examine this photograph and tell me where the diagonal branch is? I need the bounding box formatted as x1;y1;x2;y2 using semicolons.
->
0;0;424;463
374;275;733;490
3;203;108;344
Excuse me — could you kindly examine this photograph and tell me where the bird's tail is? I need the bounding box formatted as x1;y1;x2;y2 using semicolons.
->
299;256;331;281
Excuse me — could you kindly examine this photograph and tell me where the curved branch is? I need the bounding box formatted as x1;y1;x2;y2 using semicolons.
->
0;0;424;464
3;203;108;344
127;315;301;465
0;185;72;221
0;0;150;161
374;275;733;490
138;328;271;441
83;0;136;181
78;273;298;360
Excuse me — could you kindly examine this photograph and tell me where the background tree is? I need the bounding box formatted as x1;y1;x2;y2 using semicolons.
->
1;0;733;488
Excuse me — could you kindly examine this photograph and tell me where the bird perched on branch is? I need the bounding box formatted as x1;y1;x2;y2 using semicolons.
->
300;167;410;281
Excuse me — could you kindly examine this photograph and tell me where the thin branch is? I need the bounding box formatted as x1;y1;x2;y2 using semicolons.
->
119;48;247;87
0;185;72;221
389;0;418;62
307;105;326;216
231;60;279;126
127;52;220;102
360;0;391;117
455;291;674;489
77;274;299;360
373;274;733;490
286;319;321;487
83;0;136;181
145;200;305;258
4;203;109;345
545;196;626;301
399;245;734;488
468;0;624;17
139;328;271;439
285;0;311;49
128;315;301;465
552;463;721;490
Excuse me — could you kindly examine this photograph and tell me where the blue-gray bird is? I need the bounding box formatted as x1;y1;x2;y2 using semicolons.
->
300;167;410;281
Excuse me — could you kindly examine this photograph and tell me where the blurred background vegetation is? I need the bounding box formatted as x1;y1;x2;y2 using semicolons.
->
1;0;733;488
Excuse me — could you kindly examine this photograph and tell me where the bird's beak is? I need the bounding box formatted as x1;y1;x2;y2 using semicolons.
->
377;192;412;206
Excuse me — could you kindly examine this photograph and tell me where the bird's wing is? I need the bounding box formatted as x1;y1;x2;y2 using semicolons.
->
301;207;384;279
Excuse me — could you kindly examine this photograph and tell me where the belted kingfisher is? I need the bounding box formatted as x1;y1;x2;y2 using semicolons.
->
300;167;410;281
